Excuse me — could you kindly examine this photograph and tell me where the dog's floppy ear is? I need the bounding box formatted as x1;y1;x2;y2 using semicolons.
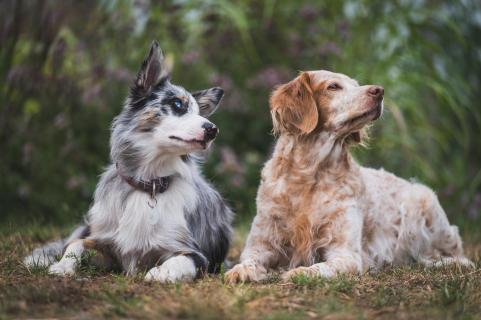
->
270;72;318;135
193;87;224;117
134;40;170;95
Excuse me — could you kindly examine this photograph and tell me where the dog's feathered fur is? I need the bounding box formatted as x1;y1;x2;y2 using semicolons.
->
24;41;233;282
225;70;472;283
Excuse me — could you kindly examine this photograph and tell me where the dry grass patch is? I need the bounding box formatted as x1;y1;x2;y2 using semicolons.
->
1;226;480;319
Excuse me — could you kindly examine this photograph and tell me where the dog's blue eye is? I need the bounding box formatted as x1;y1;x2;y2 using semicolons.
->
172;99;183;110
169;98;188;115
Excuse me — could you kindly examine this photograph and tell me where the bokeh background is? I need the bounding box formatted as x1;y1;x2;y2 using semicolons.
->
1;0;480;232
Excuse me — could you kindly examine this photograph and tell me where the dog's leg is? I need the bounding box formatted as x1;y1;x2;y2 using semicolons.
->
224;258;269;284
400;184;474;268
144;255;197;283
48;239;87;276
24;224;89;267
419;256;474;268
224;215;278;284
281;248;363;282
282;207;364;282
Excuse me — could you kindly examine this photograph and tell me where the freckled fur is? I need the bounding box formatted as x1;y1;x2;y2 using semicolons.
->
225;70;472;284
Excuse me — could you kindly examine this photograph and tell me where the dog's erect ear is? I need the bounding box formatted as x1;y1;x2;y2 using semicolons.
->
193;87;224;117
270;72;319;135
134;41;170;94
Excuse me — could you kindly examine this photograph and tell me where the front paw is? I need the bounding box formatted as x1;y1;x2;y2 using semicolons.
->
48;261;75;276
145;256;196;283
224;262;267;284
281;266;317;283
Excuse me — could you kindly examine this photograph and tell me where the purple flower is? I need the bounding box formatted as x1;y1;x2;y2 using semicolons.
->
209;73;233;91
299;5;319;21
181;51;201;65
216;147;246;188
247;67;293;89
318;42;341;57
67;175;87;191
468;193;481;219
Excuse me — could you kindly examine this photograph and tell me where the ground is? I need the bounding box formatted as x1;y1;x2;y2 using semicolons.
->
1;224;480;320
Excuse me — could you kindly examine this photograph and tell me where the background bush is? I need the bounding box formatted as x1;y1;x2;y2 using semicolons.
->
1;0;480;230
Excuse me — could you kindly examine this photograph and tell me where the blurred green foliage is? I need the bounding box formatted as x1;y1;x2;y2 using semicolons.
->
1;0;480;228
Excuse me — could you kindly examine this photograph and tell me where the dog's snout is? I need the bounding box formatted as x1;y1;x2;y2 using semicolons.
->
367;85;384;99
202;122;218;141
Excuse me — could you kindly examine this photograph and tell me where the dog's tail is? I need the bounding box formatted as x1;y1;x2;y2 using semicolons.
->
23;224;90;267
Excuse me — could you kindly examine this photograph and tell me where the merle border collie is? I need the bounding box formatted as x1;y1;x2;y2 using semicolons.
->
24;41;233;283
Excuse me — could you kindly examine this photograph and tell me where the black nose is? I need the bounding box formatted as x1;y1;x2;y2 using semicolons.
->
367;85;384;99
202;122;218;141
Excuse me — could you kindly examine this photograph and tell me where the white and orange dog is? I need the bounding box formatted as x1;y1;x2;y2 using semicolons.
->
226;70;473;283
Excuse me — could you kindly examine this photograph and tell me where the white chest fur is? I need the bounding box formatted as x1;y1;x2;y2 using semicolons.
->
117;178;197;254
89;177;198;255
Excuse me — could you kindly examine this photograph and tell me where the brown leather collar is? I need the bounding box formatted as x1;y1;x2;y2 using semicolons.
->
116;163;171;197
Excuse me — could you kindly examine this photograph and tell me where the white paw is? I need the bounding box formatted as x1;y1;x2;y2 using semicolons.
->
281;263;335;282
428;256;475;268
48;261;75;276
281;266;316;282
224;261;267;284
145;255;196;283
24;253;54;268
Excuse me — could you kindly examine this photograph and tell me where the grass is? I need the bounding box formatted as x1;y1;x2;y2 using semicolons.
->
1;226;481;319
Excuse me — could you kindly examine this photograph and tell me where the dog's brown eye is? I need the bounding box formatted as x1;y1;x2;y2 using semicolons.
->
327;83;342;91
